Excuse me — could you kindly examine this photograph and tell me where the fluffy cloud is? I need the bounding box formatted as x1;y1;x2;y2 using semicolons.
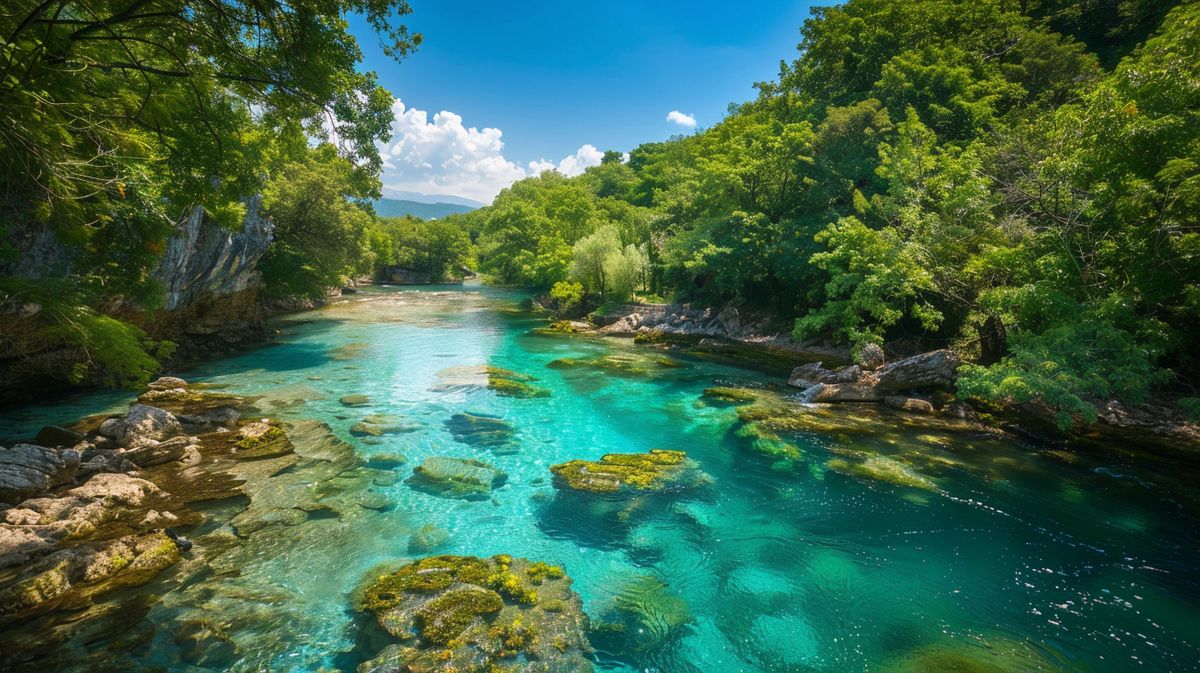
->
378;99;604;203
666;110;697;128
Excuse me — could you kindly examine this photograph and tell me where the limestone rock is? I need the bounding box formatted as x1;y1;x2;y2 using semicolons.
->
148;376;188;390
120;435;195;467
350;414;421;437
110;405;184;447
874;349;960;392
0;444;81;505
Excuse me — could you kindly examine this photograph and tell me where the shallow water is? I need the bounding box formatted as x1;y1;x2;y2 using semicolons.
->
4;284;1200;672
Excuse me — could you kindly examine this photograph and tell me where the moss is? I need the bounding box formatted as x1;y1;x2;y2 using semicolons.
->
826;454;938;491
633;328;665;344
487;376;551;399
547;320;578;333
540;599;566;613
701;386;762;404
359;556;495;611
547;354;687;378
525;562;565;585
486;614;538;657
234;423;287;452
415;586;504;645
734;422;803;462
550;449;693;494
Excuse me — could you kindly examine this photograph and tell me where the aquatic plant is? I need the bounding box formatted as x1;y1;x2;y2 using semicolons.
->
487;367;551;398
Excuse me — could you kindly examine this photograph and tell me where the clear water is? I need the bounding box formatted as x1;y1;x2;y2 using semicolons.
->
4;284;1199;673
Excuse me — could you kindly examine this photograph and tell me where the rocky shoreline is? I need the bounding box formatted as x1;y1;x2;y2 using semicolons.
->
557;303;1200;453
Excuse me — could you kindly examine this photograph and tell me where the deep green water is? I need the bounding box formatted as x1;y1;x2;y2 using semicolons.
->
3;284;1199;672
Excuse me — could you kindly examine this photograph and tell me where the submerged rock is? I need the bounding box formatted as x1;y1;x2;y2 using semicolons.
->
590;574;692;658
231;419;292;459
408;523;451;554
488;367;551;398
825;452;938;492
350;414;421;437
340;394;372;407
446;412;515;449
547;353;687;378
354;555;593;673
550;450;710;495
406;457;508;500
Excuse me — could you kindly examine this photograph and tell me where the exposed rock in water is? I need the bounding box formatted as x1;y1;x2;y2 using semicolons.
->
788;350;960;403
32;426;84;449
101;404;184;447
446;412;515;449
550;450;710;495
340;394;372;407
354;555;593;673
885;396;935;414
0;444;81;505
350;414;421;437
406;457;508;500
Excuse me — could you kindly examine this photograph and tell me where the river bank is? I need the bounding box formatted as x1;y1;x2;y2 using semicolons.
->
552;301;1200;454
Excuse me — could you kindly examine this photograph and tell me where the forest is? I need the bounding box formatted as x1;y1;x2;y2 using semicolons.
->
2;0;1197;428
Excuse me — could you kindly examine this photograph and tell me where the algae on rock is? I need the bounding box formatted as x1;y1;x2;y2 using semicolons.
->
354;555;593;673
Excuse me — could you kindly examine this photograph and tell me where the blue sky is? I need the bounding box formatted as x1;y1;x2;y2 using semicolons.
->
351;1;823;202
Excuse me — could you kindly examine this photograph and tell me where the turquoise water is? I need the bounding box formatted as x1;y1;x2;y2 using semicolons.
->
3;284;1200;672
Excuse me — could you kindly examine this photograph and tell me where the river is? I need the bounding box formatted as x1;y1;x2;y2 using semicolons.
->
2;284;1198;673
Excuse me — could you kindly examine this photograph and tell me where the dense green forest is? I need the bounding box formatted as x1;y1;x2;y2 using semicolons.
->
447;0;1200;427
2;0;1198;428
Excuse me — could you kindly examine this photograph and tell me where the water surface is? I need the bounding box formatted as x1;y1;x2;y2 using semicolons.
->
4;284;1199;672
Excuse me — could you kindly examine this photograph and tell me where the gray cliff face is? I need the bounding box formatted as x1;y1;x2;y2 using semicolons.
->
155;196;273;310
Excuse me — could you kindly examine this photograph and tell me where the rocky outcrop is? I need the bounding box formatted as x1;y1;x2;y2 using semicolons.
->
587;303;848;368
155;196;272;312
791;349;961;403
0;444;81;505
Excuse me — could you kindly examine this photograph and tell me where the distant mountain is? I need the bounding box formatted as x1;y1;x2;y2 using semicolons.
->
372;197;477;220
379;189;485;209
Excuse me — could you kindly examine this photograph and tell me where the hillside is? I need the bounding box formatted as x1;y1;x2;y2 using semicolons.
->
372;197;477;220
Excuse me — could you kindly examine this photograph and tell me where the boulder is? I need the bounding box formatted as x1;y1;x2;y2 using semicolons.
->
550;450;710;496
856;343;886;371
121;436;196;467
445;413;515;448
884;396;935;414
0;445;81;505
33;426;84;448
339;394;371;407
805;381;883;403
147;376;188;391
874;349;960;392
355;555;593;673
406;457;508;500
110;405;184;447
349;414;421;437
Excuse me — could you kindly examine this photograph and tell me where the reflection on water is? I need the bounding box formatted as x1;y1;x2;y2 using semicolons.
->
2;283;1199;673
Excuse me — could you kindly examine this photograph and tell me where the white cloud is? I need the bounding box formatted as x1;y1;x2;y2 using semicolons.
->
378;99;606;204
666;110;697;128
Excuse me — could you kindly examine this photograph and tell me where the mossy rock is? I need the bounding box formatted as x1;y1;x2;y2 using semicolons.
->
880;640;1065;673
446;412;515;449
550;450;710;495
487;368;551;399
825;453;938;492
734;422;804;467
355;555;593;673
701;386;763;405
406;457;508;500
232;419;293;459
547;354;688;378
